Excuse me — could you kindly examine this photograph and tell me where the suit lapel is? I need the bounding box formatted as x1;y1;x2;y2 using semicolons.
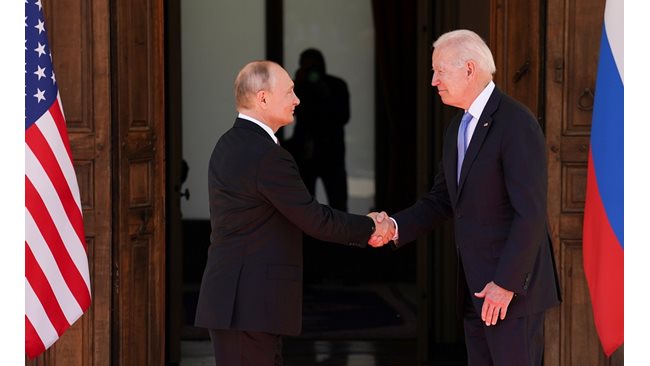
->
456;88;503;196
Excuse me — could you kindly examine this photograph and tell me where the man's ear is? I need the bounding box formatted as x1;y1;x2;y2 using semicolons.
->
256;90;268;109
466;60;476;78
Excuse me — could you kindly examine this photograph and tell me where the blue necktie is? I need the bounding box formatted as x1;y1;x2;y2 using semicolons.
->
457;111;473;183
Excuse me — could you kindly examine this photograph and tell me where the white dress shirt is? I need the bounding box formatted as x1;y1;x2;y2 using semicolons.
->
238;112;279;144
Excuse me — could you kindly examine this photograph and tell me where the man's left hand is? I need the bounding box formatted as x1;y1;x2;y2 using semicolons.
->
474;281;514;326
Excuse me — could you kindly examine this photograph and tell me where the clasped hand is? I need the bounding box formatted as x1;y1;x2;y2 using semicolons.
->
366;211;395;247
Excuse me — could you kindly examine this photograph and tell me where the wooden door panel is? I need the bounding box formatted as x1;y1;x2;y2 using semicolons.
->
561;240;610;366
564;0;605;136
113;0;166;364
490;0;541;117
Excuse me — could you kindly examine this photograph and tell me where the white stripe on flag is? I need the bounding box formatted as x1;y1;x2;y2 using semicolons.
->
605;0;624;83
25;144;91;289
35;107;83;209
25;279;60;350
26;209;84;323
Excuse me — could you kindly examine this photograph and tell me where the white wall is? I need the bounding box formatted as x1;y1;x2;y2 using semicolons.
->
180;0;265;219
181;0;374;218
284;0;375;215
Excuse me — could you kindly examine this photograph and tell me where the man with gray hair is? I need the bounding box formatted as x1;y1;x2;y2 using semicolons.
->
372;29;561;365
194;60;393;365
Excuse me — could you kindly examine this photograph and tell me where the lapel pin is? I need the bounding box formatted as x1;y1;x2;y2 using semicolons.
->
483;123;488;127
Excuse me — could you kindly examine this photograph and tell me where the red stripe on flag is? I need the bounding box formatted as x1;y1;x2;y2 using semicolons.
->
25;243;71;337
25;177;91;309
26;124;86;248
49;99;74;161
25;316;46;359
583;150;624;356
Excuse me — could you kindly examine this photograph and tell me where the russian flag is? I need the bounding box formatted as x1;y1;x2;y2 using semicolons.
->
582;0;623;356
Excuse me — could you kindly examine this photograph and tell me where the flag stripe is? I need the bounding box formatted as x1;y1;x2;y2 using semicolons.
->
590;26;624;248
604;0;623;82
25;177;91;308
25;144;91;288
25;280;60;357
39;97;82;208
582;0;624;356
583;151;624;355
25;317;46;359
26;209;84;323
27;111;85;245
25;244;71;336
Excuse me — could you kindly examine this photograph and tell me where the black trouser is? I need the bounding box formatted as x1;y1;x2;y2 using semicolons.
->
209;329;283;366
463;296;545;366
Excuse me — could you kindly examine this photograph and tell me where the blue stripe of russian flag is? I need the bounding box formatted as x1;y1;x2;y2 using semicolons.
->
590;23;624;249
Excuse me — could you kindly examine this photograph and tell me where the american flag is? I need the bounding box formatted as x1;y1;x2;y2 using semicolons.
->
25;0;91;359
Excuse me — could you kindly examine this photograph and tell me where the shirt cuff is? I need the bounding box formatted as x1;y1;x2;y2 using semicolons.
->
389;217;399;241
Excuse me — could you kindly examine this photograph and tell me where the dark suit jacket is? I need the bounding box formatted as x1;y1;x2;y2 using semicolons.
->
393;87;561;318
194;118;374;336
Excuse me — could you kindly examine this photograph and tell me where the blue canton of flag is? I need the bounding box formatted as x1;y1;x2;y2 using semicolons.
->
25;0;57;128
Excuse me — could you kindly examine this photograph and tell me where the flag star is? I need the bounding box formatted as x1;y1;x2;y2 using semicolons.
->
35;19;45;34
34;88;46;103
34;42;46;57
35;0;42;10
51;70;56;84
34;65;47;80
25;16;28;27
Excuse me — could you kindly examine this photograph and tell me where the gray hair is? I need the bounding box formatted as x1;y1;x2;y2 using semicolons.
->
433;29;496;75
234;61;277;109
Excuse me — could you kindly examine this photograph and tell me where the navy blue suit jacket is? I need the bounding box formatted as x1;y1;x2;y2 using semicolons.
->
393;88;561;318
194;118;375;335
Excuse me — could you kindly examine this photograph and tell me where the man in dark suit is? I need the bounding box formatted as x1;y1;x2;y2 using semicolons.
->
194;60;393;366
373;30;561;365
288;48;350;211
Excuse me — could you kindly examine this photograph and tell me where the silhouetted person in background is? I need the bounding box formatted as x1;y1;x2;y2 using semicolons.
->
288;48;350;211
285;49;354;284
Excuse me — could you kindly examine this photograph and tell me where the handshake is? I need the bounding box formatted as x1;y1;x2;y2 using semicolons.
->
366;212;396;247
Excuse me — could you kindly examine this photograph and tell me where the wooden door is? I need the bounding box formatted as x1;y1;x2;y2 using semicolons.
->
544;0;623;364
490;0;542;123
31;0;167;364
27;0;113;365
112;0;166;365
